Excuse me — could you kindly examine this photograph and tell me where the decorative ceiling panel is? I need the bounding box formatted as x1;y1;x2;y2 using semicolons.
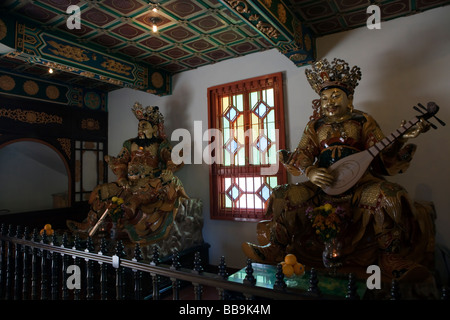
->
0;0;448;96
163;0;206;18
283;0;450;36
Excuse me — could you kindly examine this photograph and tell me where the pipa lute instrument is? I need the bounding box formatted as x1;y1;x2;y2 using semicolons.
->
322;102;445;195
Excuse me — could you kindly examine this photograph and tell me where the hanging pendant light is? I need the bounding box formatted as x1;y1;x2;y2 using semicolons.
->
150;17;161;33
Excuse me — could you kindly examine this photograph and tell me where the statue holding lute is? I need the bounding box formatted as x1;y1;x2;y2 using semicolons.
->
242;58;444;284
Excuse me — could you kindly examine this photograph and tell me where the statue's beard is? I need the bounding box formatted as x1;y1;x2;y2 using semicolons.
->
132;136;160;148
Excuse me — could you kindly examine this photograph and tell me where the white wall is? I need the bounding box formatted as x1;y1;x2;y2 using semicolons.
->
108;6;450;268
0;141;69;213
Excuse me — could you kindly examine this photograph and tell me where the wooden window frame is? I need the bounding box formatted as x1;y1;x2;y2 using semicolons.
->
207;72;287;221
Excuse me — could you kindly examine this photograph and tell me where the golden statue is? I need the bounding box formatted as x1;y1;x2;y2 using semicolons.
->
242;58;438;283
67;103;188;245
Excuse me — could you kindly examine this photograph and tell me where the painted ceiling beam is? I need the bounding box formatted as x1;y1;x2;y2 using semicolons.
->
219;0;316;67
0;14;172;96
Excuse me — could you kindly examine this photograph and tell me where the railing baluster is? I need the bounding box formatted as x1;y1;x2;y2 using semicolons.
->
61;233;70;300
51;234;60;300
273;263;287;291
243;259;256;300
170;249;181;300
217;256;229;300
345;273;360;300
5;225;15;300
85;237;95;300
22;227;30;300
99;238;108;300
308;267;321;296
114;240;125;300
40;231;49;300
150;246;160;300
390;279;401;300
192;251;204;300
14;226;23;300
0;224;7;300
72;235;82;300
31;229;39;300
133;243;143;300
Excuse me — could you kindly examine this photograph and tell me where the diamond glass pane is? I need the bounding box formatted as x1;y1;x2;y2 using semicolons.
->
225;106;238;122
258;184;271;201
253;102;268;118
227;185;241;201
256;135;270;152
225;138;239;154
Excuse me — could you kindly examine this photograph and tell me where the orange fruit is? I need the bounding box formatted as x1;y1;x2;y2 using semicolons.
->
284;254;297;265
40;228;54;236
282;264;294;277
294;262;305;275
44;224;52;231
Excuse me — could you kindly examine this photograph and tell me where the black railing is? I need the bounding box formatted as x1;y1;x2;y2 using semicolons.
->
0;224;328;301
3;223;443;301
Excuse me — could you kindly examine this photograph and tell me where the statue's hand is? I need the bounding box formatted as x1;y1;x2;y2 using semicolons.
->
161;169;173;183
117;178;130;189
306;167;334;189
401;118;431;140
278;149;291;164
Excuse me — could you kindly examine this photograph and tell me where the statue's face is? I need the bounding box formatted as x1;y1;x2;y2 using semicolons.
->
320;88;353;121
138;120;157;139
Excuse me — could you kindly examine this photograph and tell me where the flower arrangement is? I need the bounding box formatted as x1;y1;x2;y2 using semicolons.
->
306;203;346;242
110;196;124;223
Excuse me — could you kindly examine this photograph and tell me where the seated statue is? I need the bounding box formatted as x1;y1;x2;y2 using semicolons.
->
242;58;436;283
67;102;188;245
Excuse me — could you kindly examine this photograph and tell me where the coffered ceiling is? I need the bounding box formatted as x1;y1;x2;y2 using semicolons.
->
0;0;448;97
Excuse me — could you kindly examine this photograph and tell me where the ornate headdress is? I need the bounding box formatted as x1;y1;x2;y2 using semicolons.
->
131;102;164;124
305;58;362;95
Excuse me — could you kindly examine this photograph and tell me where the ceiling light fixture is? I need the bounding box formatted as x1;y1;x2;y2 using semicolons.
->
150;17;161;32
48;68;54;74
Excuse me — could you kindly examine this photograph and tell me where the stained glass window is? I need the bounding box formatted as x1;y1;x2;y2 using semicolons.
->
208;73;287;221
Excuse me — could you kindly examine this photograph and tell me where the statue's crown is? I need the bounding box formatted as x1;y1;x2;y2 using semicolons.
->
305;58;361;95
131;102;164;124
